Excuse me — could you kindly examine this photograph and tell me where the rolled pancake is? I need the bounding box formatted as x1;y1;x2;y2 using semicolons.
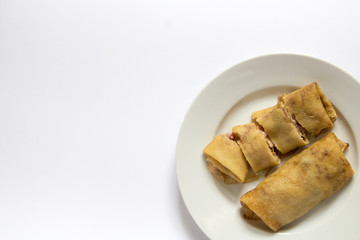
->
232;123;280;173
203;134;249;183
240;132;354;232
279;82;337;136
252;105;309;154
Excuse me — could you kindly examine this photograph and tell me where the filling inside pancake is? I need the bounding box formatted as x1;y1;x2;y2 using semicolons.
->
256;124;277;157
279;103;308;141
206;156;241;184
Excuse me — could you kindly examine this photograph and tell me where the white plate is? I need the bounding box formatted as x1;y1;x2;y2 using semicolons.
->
176;54;360;240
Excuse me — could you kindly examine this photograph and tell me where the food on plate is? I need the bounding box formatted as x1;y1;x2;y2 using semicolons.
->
232;123;281;173
240;132;353;232
203;134;250;183
202;82;339;186
252;104;309;154
279;82;337;136
200;81;351;231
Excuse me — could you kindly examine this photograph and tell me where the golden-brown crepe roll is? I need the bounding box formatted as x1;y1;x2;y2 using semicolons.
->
279;82;337;136
203;134;249;183
232;123;281;173
252;105;309;154
240;132;353;232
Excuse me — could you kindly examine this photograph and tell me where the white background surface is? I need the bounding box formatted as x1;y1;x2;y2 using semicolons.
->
0;1;360;239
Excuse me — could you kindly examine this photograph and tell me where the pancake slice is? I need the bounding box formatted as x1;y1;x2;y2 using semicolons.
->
279;82;337;136
252;104;308;154
232;123;281;173
203;134;249;183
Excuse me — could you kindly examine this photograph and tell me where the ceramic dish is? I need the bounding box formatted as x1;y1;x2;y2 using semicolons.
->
176;54;360;240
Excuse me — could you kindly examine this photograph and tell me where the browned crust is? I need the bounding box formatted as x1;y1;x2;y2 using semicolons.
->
203;134;249;183
279;82;336;136
240;132;354;231
232;123;281;173
252;104;309;154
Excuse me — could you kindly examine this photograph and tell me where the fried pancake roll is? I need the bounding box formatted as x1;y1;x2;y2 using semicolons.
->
252;104;308;154
232;123;281;173
279;82;337;136
240;133;353;231
203;134;249;184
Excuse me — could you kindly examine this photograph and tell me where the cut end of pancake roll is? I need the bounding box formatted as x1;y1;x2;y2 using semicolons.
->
232;123;281;173
240;132;354;232
252;104;309;154
279;82;337;136
203;134;250;183
206;157;239;184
